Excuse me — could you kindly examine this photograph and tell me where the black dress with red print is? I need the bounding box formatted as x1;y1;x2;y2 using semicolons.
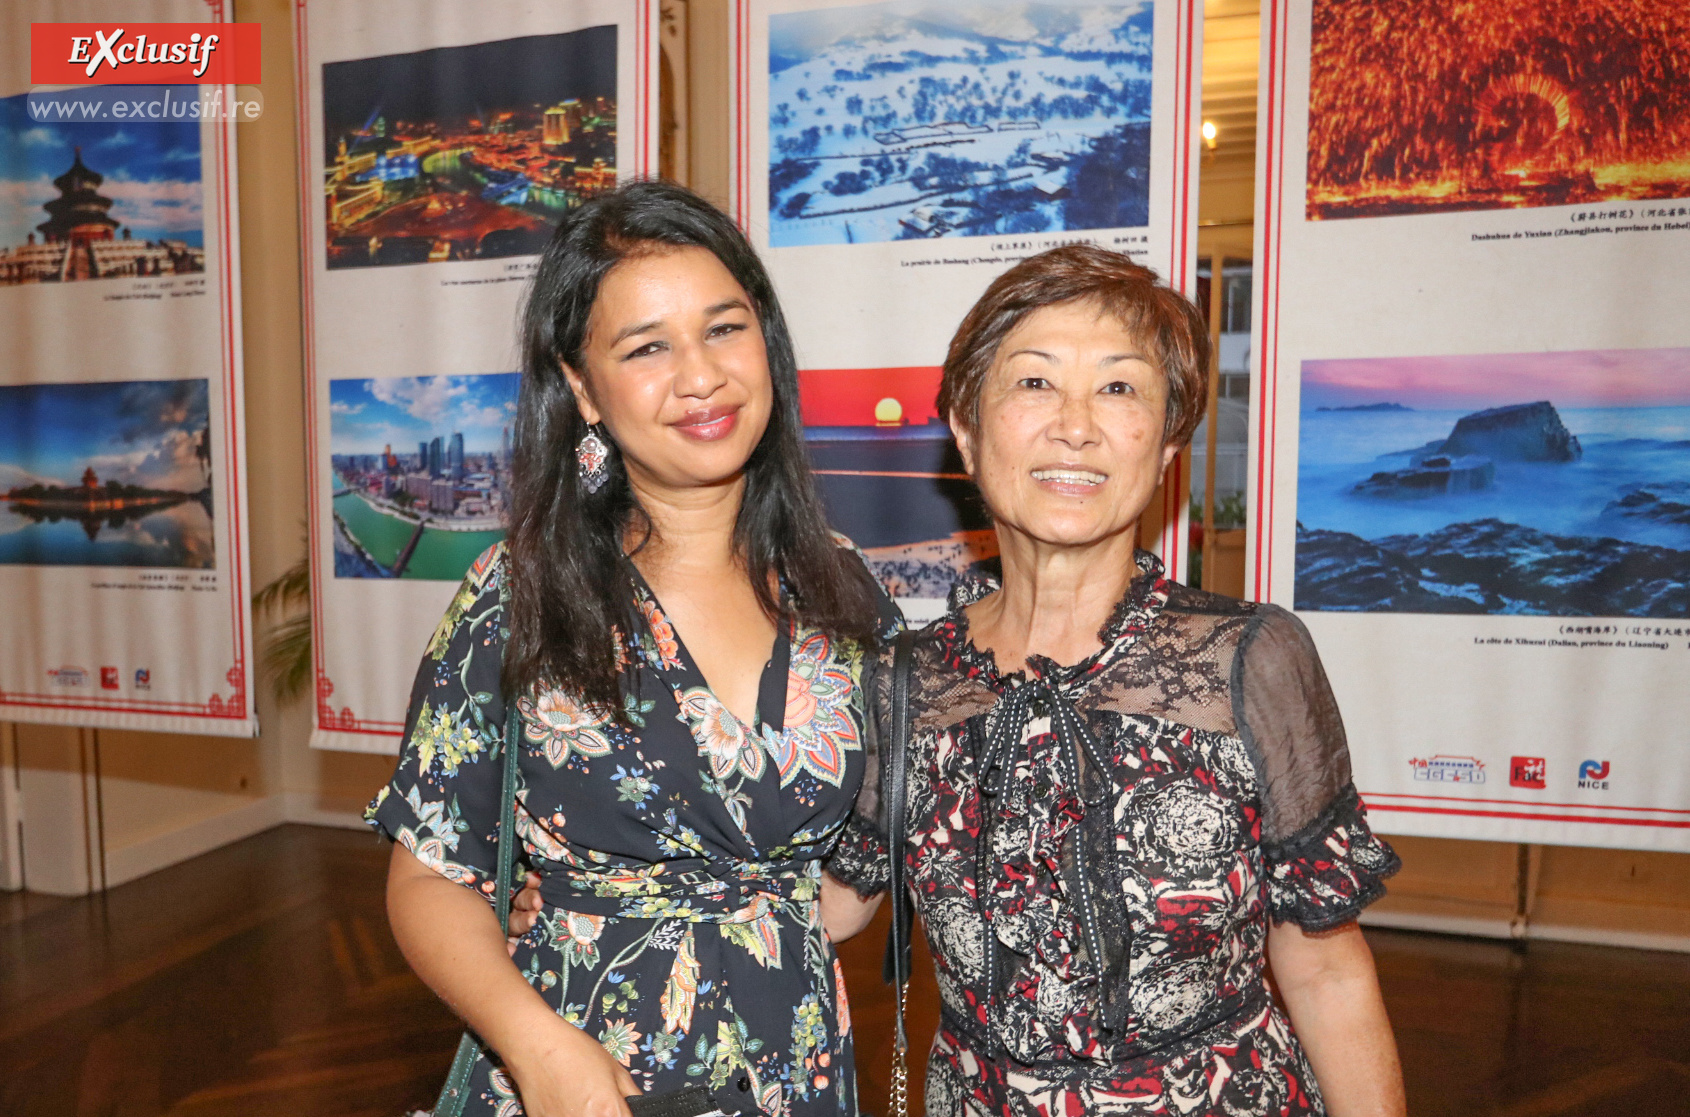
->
828;552;1400;1117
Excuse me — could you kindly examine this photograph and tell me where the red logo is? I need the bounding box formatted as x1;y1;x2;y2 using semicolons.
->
31;23;261;85
1509;756;1547;789
100;666;120;689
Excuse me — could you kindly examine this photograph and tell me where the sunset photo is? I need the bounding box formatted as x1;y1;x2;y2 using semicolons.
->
0;379;214;568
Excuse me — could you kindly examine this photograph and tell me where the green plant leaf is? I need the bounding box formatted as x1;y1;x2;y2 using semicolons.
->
252;549;313;707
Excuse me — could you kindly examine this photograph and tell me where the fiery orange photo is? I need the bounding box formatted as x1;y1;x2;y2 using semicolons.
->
1305;0;1690;220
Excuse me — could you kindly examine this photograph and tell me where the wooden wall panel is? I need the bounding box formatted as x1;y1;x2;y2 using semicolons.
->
1366;835;1690;950
1369;836;1521;925
1533;846;1690;943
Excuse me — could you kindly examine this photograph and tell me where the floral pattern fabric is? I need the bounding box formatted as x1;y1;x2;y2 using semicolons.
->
369;543;900;1117
827;552;1400;1117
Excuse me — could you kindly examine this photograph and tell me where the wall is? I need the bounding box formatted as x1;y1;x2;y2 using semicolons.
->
1368;836;1690;952
234;0;398;827
2;0;1685;950
684;0;732;208
0;0;393;896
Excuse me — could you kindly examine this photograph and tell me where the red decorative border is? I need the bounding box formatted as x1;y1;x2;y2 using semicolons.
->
295;0;396;737
1367;791;1690;817
1364;795;1690;830
734;0;751;228
315;670;396;734
295;1;660;739
635;0;651;177
1156;0;1200;575
1251;0;1290;604
1168;0;1198;294
0;0;249;725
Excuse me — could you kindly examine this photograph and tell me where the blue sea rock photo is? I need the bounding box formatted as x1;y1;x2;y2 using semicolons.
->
1296;520;1690;616
1349;400;1583;499
1437;400;1582;463
1296;393;1690;619
1602;481;1690;530
1354;454;1495;497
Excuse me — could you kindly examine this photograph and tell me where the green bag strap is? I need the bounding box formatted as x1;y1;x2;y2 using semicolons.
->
494;703;522;934
434;703;523;1117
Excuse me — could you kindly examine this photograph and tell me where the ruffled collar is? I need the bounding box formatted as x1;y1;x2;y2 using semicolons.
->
937;549;1171;694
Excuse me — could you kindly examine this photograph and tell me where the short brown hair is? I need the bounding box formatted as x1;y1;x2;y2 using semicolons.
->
936;245;1210;449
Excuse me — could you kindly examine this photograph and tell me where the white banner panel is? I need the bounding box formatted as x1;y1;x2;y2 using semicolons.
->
1251;0;1690;850
0;0;255;736
729;0;1202;616
298;0;661;752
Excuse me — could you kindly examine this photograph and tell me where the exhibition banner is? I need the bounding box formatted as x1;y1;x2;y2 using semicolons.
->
729;0;1203;617
297;0;661;751
1252;0;1690;850
0;0;255;736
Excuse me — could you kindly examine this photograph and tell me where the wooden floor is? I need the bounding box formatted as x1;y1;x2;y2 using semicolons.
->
2;825;1686;1116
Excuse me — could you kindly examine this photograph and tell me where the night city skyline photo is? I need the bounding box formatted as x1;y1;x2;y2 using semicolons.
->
321;26;620;269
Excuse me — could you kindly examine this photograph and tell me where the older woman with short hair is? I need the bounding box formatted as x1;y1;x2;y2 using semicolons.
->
827;245;1407;1116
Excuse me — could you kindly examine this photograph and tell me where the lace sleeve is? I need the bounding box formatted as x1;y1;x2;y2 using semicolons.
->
1235;605;1400;929
825;643;893;898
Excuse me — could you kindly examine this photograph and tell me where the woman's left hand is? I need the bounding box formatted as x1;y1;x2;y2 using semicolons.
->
507;870;545;955
1267;919;1407;1117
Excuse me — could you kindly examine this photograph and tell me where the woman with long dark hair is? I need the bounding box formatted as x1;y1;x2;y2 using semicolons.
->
370;181;899;1117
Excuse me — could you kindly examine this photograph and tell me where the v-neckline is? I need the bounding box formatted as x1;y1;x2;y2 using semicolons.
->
627;563;789;736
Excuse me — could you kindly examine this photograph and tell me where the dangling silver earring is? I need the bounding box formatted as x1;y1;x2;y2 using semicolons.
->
576;425;610;493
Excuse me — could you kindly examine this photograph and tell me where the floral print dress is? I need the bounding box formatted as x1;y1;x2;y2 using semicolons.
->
828;553;1401;1117
369;543;900;1117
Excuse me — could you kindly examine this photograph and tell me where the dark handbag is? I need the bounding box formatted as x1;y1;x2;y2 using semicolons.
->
880;631;918;1117
626;1085;721;1117
433;705;523;1117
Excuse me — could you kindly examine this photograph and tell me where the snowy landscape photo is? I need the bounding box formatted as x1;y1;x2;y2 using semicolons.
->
766;0;1155;246
1294;348;1690;618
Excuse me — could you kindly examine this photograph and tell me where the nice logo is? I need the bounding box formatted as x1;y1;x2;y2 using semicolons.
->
31;23;261;85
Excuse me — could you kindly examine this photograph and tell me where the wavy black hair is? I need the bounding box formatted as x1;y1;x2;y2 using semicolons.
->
504;180;881;715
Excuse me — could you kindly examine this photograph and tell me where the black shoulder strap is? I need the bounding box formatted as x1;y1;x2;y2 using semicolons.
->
882;629;916;994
